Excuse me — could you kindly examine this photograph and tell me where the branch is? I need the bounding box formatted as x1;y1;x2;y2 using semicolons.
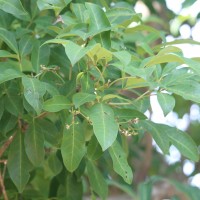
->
0;133;16;158
0;172;8;200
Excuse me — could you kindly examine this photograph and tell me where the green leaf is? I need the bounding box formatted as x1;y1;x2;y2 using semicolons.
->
165;81;200;104
87;135;103;160
112;51;132;66
85;2;111;36
7;132;32;193
94;31;111;49
0;0;30;20
71;3;86;23
57;173;83;200
22;77;46;115
37;118;62;146
0;67;23;84
88;103;119;151
106;7;137;25
0;27;18;54
0;50;17;58
138;120;170;154
157;93;175;116
86;160;108;199
48;152;63;175
61;119;86;172
0;98;4;120
43;95;71;112
0;112;17;135
37;0;71;15
24;121;45;166
109;140;133;184
19;35;33;57
72;93;96;108
31;40;40;73
64;41;96;66
165;126;199;162
140;121;199;161
138;180;152;200
114;108;147;121
5;94;22;116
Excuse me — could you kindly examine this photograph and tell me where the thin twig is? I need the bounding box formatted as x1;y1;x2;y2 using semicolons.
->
0;172;8;200
0;133;16;158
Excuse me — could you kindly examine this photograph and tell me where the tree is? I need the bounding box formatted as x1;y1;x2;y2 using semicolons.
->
0;0;199;199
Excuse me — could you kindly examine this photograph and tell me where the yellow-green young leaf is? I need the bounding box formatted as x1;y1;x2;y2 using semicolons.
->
87;135;103;160
7;132;32;193
22;77;46;115
157;93;175;116
125;77;148;89
165;126;199;162
86;160;108;199
145;54;184;67
88;103;119;151
72;93;96;108
0;0;30;21
0;27;18;54
85;2;111;36
109;141;133;184
61;121;86;172
43;95;72;112
24;121;45;166
64;41;96;66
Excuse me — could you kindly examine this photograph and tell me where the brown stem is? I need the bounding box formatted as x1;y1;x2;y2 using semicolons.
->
0;133;16;158
0;172;8;200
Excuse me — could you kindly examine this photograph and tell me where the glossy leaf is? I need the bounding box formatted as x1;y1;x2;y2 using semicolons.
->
61;120;86;172
109;140;133;184
0;0;30;20
138;120;170;154
86;160;108;199
0;50;17;58
22;77;46;114
88;103;119;151
19;35;33;57
114;108;147;121
24;121;45;166
87;135;103;160
71;3;86;23
165;81;200;103
72;93;96;108
0;27;18;54
7;132;32;193
157;93;175;116
64;41;96;66
43;95;71;112
85;2;111;36
113;51;132;66
57;173;83;200
166;126;199;162
36;118;62;146
48;152;63;175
